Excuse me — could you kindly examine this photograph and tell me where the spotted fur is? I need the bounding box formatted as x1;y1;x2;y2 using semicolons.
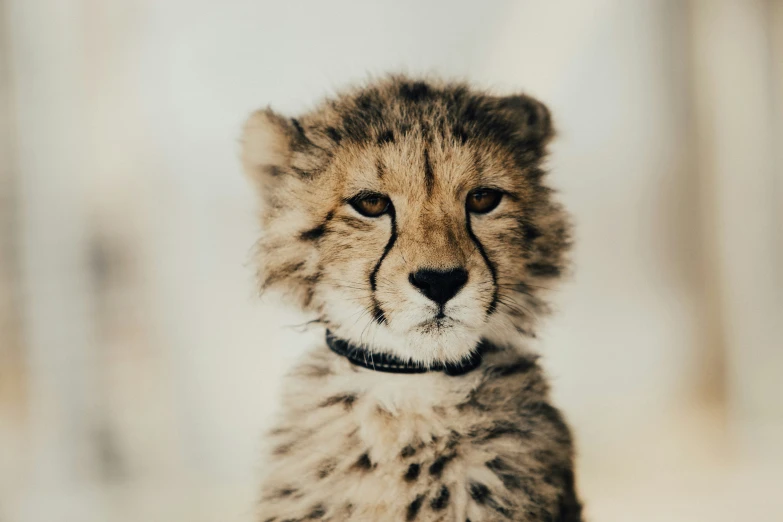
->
241;76;583;521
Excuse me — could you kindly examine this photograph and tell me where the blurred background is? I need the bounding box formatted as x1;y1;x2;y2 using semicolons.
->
1;1;782;521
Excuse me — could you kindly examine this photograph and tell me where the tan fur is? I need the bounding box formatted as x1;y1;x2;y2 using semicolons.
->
241;76;582;521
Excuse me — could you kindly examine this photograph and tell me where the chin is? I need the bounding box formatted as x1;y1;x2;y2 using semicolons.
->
323;298;490;366
399;320;482;365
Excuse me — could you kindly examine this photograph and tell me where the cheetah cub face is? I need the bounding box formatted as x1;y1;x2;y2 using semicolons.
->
242;77;570;365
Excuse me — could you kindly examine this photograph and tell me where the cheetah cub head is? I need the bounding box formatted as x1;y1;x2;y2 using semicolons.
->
241;76;571;366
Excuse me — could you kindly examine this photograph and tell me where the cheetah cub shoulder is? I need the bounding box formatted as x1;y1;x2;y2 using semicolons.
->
241;76;583;522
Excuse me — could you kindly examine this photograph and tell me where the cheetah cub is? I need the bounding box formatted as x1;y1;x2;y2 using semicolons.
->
241;76;583;522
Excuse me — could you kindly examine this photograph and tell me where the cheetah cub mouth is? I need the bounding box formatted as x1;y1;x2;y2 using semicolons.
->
241;76;570;367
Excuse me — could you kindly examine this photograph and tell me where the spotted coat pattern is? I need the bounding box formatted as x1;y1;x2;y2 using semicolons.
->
258;348;582;522
241;76;583;521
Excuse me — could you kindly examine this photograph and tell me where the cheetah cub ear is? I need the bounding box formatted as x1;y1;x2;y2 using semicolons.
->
494;93;555;146
240;108;295;198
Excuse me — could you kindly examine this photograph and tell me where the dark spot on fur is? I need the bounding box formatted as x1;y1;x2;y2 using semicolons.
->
306;505;326;519
404;463;420;482
468;486;514;519
406;495;425;521
430;485;450;510
493;503;514;518
428;453;456;478
445;430;461;450
352;452;374;471
301;212;334;241
511;281;537;298
275;487;297;498
340;113;370;142
486;457;522;490
526;262;561;278
300;225;326;241
262;260;306;289
469;482;490;504
290;165;311;178
302;272;322;304
377;129;395;145
399;81;431;102
522;223;542;241
515;326;536;337
325;126;342;143
376;158;387;179
290;118;317;152
291;118;305;135
317;459;336;479
262;165;284;177
355;92;375;110
272;442;294;455
453;124;469;144
400;445;417;458
468;481;516;519
318;394;356;410
303;287;315;307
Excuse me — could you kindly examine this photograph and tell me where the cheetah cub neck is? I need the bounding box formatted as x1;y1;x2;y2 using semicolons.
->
242;76;583;522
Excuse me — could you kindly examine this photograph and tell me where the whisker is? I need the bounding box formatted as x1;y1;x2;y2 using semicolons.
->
283;318;327;332
495;295;536;319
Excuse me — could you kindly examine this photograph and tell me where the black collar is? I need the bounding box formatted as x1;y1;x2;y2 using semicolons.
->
325;330;486;376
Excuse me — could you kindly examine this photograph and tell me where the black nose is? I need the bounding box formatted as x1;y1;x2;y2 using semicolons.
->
409;268;469;305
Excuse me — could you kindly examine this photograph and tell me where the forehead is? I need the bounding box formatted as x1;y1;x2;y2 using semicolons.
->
332;135;524;204
302;78;542;204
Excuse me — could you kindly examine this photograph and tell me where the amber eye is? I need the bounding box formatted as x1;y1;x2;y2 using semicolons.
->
349;193;391;217
466;189;502;214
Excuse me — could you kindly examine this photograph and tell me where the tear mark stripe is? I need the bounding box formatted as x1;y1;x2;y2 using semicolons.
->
368;205;397;322
369;207;396;292
465;213;498;314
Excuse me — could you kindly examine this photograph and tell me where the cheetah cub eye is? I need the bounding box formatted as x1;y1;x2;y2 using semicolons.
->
349;192;392;218
466;188;503;214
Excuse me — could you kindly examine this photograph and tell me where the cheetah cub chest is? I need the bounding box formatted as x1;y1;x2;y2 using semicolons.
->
241;76;583;522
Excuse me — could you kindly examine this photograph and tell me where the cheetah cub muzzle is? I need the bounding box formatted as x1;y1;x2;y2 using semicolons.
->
241;76;583;522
